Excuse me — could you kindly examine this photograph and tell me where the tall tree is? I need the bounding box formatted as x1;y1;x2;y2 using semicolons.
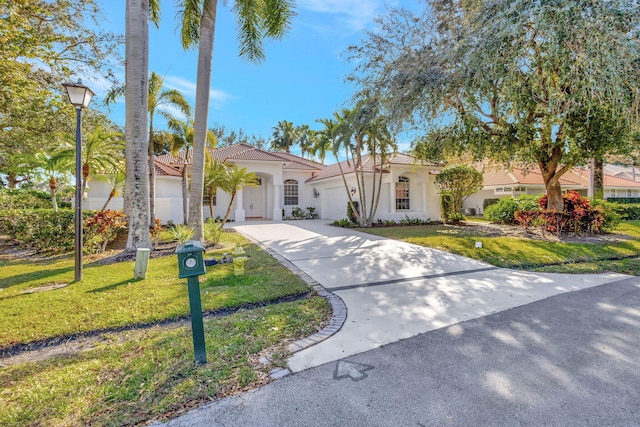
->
124;0;160;250
218;165;260;225
168;117;216;224
177;0;295;239
203;158;229;220
105;72;191;222
349;0;640;211
57;127;125;197
332;103;397;227
271;120;297;153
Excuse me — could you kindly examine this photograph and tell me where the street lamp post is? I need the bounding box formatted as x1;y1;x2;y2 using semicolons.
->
62;80;94;282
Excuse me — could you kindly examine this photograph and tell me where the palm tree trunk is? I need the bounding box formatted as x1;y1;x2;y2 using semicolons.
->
148;115;156;222
182;166;189;224
188;0;218;241
102;189;116;211
222;190;236;225
49;176;58;212
124;0;152;250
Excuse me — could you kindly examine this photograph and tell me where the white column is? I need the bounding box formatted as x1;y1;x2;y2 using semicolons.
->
234;188;246;222
272;184;282;221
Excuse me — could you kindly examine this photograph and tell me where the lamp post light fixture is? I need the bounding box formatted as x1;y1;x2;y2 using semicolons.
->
62;80;94;282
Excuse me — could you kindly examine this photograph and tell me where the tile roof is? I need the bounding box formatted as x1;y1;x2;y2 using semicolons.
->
478;164;640;189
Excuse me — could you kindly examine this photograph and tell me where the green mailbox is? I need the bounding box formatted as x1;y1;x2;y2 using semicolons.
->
175;240;207;365
176;240;206;279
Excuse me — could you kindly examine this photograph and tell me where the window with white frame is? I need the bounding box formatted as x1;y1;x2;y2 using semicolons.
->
284;179;298;205
396;176;410;210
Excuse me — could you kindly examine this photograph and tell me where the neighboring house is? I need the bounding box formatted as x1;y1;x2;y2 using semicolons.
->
85;144;444;223
463;165;640;215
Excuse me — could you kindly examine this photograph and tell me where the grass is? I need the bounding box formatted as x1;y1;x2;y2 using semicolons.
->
0;232;310;348
362;220;640;275
0;298;330;427
0;231;331;426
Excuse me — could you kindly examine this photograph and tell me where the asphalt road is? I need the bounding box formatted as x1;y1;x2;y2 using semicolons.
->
159;276;640;427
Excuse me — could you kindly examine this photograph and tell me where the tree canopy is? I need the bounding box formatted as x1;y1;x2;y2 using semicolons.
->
348;0;640;211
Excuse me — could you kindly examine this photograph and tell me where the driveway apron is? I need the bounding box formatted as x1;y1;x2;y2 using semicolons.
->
232;220;628;373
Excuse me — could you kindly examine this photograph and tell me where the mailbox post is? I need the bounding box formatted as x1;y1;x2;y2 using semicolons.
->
176;240;207;365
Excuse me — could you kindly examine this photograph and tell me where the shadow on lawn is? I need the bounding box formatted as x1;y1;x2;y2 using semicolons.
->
88;277;144;293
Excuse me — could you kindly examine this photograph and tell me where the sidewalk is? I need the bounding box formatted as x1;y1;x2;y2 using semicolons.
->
232;220;627;372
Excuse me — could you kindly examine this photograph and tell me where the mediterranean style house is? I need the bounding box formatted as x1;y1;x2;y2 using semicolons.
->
85;144;444;224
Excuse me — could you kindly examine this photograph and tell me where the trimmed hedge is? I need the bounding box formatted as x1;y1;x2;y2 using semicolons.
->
607;197;640;204
0;209;95;254
0;188;70;210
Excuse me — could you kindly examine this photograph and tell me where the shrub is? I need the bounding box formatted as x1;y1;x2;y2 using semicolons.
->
602;203;640;220
306;207;318;219
440;194;455;222
0;188;62;210
590;199;622;231
0;208;95;253
332;218;352;227
606;197;640;204
516;191;612;235
483;198;500;210
84;210;128;254
168;224;195;243
150;218;164;246
484;195;539;224
347;201;359;224
204;221;222;246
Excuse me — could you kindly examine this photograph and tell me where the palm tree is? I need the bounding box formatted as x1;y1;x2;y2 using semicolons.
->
17;150;72;211
106;72;191;222
219;165;260;225
167;117;216;224
312;118;339;164
271;120;297;152
177;0;294;240
100;162;126;211
296;124;315;158
58;126;125;199
124;0;160;250
203;158;229;220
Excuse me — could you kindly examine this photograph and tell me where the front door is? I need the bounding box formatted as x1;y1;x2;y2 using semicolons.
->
244;182;264;218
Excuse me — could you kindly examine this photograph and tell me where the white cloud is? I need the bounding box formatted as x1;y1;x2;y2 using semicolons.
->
298;0;395;32
163;75;233;110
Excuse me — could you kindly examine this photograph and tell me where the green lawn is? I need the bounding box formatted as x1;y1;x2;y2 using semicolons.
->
0;231;330;426
361;220;640;275
0;298;330;427
0;232;311;348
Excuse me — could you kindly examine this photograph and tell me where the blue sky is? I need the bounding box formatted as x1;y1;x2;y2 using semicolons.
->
93;0;417;153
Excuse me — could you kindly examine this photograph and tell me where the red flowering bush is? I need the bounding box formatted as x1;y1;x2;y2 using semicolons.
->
516;191;605;236
84;210;127;253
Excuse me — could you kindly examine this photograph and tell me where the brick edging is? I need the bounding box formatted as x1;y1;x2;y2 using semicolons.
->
232;229;347;354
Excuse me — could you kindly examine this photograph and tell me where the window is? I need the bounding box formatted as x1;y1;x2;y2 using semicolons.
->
284;179;298;205
628;189;633;198
202;192;216;206
396;176;410;210
610;189;616;197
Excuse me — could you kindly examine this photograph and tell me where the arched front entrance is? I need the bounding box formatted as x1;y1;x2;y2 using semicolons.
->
244;176;265;218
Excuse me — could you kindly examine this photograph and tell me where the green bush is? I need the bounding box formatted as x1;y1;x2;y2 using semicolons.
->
0;209;95;253
602;203;640;220
204;220;223;246
607;197;640;204
347;201;359;224
483;198;500;210
591;199;623;231
484;195;539;224
440;194;455;222
0;188;64;210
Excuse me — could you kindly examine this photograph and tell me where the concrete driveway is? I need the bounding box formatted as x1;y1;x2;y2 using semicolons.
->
232;220;628;372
